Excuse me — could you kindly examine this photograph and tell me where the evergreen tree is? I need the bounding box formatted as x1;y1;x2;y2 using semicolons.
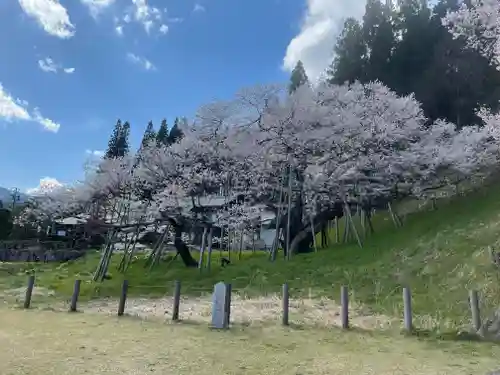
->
105;119;123;159
135;121;156;165
168;117;184;144
156;119;169;146
0;207;12;240
327;18;367;84
289;60;309;93
362;0;395;84
140;121;156;148
115;121;130;157
325;0;500;127
389;0;434;94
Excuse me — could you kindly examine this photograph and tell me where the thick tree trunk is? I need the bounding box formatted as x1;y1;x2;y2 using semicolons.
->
321;223;328;247
280;168;347;255
289;216;331;255
280;196;307;255
285;203;344;255
167;218;198;267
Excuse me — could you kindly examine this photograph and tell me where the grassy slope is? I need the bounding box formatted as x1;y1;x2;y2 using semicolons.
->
3;182;500;331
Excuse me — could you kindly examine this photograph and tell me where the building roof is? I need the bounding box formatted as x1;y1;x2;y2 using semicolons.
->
55;217;87;225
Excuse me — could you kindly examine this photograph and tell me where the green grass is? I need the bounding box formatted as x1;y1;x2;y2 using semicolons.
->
3;181;500;332
3;309;500;375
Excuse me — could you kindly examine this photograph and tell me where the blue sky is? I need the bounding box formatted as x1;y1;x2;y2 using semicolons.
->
0;0;364;193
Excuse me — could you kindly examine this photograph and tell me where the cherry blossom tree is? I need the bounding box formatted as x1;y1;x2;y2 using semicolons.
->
20;79;500;270
442;0;500;68
442;0;500;157
186;81;499;255
135;128;238;267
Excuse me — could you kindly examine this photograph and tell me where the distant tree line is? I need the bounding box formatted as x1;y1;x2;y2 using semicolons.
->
0;200;11;240
0;189;28;240
104;117;186;160
325;0;500;128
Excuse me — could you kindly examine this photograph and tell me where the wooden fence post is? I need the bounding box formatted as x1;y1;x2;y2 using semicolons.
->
469;290;481;332
340;285;349;329
117;280;128;316
282;283;289;326
69;279;81;312
24;275;35;309
403;287;413;332
172;280;181;321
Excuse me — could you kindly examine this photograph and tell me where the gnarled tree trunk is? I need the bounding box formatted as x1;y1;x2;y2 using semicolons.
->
167;217;198;267
283;202;344;255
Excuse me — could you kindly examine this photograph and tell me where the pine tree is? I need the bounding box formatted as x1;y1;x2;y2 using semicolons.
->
116;121;130;157
0;207;12;240
140;121;156;148
289;60;309;93
135;121;156;165
168;117;184;144
327;18;367;84
156;119;169;146
362;0;396;84
388;0;434;94
105;119;123;159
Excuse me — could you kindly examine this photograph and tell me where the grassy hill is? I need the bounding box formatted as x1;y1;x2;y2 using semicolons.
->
3;181;500;332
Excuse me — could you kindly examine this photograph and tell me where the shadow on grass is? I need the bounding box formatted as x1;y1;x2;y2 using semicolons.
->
409;327;500;345
315;324;500;348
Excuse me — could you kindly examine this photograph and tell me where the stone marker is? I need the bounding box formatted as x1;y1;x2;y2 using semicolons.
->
212;282;229;329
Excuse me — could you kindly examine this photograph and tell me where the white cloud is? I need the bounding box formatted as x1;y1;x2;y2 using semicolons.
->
283;0;366;81
0;83;61;132
33;108;61;132
113;16;124;35
121;0;167;35
144;20;154;33
38;57;58;72
0;84;31;122
26;177;63;195
159;24;168;34
193;3;205;12
168;17;183;23
87;0;174;39
126;52;156;71
18;0;75;38
38;57;75;74
85;149;104;157
80;0;115;18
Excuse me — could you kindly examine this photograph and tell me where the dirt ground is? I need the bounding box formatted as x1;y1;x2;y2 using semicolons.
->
1;308;499;375
0;285;410;330
82;293;398;330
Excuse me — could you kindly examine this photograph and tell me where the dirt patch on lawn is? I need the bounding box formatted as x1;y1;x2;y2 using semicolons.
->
78;294;396;330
